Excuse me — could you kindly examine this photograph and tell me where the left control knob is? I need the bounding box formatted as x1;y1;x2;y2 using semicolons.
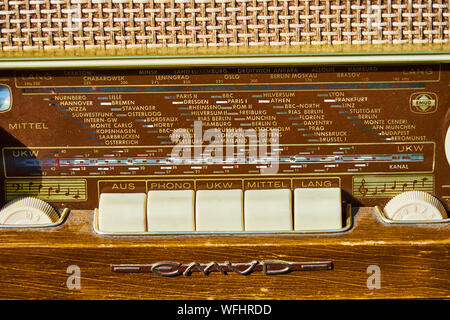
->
0;197;60;225
445;125;450;166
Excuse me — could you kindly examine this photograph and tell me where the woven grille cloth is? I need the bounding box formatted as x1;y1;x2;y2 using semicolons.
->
0;0;448;50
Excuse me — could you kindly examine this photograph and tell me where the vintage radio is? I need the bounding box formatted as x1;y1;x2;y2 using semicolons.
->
0;0;448;300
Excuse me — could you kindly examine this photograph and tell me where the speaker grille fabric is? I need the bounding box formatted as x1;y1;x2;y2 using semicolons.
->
0;0;448;51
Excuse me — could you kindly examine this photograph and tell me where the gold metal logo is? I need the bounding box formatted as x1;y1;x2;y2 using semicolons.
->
410;92;438;114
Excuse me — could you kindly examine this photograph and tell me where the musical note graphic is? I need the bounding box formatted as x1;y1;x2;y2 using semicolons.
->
371;186;378;196
421;177;428;187
6;179;86;201
358;179;369;197
391;181;396;190
47;186;53;197
402;183;408;192
353;175;434;198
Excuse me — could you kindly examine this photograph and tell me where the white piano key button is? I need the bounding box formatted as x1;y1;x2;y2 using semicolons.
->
147;190;194;231
98;193;147;233
294;188;342;231
195;189;243;231
244;189;292;231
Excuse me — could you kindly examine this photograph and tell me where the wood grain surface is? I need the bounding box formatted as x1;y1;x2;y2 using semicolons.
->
0;207;448;300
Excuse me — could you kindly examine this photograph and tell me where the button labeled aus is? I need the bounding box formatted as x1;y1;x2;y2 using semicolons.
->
98;193;147;233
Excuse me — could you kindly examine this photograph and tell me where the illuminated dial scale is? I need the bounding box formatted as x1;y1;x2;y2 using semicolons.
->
0;64;448;230
4;144;431;176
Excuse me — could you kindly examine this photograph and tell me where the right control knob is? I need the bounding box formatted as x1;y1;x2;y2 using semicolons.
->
445;125;450;165
384;191;448;221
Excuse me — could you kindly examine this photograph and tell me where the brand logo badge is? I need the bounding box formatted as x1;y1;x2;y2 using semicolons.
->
410;92;438;113
111;260;333;276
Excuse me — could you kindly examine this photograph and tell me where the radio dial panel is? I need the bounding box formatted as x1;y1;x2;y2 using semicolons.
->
0;64;448;230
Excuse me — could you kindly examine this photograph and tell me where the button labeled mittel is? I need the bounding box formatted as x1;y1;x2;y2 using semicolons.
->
147;190;194;231
294;188;342;231
196;189;243;231
244;189;292;231
98;193;147;233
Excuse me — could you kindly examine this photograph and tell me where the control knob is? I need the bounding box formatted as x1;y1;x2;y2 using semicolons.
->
0;197;60;225
384;191;447;221
445;125;450;165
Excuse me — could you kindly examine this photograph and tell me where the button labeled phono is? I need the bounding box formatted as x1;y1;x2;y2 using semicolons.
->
147;190;194;231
